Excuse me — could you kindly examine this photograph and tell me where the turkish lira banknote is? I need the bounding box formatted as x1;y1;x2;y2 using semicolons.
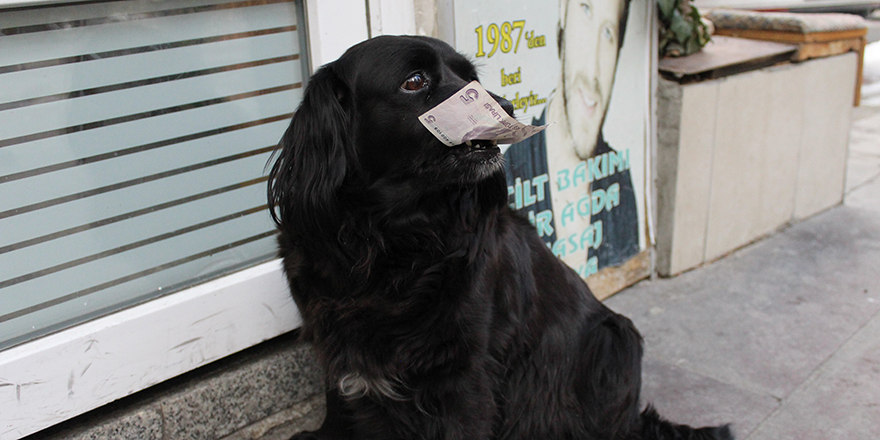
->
418;81;547;147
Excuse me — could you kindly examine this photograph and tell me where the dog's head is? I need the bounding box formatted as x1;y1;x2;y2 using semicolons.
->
269;36;515;239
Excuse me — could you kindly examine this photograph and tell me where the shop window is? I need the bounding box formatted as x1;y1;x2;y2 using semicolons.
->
0;0;307;350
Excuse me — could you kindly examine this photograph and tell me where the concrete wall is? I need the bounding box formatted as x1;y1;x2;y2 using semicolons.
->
656;52;857;276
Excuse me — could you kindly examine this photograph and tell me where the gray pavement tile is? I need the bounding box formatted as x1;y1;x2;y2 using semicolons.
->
607;207;880;399
845;150;880;194
849;107;880;155
846;176;880;213
746;310;880;440
640;359;779;439
846;106;880;194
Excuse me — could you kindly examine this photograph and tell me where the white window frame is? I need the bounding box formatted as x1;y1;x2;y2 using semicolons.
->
0;1;374;439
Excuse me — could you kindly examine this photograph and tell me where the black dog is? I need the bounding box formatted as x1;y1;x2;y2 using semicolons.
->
268;35;732;440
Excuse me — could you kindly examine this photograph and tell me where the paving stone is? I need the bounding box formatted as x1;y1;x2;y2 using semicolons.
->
746;311;880;440
846;106;880;194
640;359;779;439
608;207;880;399
846;172;880;214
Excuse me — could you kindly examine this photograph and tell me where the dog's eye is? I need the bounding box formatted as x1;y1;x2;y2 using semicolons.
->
401;73;429;91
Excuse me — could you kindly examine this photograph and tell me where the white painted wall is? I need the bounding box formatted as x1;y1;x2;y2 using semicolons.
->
368;0;418;37
305;0;371;68
305;0;417;70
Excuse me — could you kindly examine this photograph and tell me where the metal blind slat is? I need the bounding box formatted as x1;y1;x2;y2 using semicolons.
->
0;151;275;275
0;0;245;28
1;62;301;145
1;47;301;110
1;209;273;310
0;152;273;280
0;0;296;65
1;184;268;273
0;87;298;179
0;122;285;210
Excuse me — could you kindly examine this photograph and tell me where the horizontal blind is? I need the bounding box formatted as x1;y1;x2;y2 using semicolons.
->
0;0;305;350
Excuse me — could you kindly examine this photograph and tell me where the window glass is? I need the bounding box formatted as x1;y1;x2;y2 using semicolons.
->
0;0;305;350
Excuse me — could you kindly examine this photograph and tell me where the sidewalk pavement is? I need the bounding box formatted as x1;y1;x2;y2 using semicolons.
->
606;41;880;440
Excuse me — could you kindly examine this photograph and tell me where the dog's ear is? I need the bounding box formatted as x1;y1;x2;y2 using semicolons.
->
268;65;354;241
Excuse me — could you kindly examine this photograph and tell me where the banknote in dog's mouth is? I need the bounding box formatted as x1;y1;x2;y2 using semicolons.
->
418;81;547;150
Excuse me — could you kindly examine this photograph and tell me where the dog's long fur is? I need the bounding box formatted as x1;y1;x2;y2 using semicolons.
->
268;35;732;440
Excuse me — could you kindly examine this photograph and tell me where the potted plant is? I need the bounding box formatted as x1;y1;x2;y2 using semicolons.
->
658;0;712;57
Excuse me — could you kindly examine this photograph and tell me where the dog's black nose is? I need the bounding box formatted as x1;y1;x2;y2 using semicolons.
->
489;92;516;118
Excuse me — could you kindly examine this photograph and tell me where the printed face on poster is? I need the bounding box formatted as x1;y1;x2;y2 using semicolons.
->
452;0;650;282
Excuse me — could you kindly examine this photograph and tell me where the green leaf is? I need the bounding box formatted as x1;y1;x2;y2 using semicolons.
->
658;0;711;57
670;11;692;42
687;5;702;21
685;37;701;55
658;0;676;19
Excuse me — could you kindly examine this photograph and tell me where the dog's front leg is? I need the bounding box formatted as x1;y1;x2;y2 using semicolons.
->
289;387;355;440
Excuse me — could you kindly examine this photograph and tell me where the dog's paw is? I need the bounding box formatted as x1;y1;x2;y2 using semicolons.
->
288;431;321;440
